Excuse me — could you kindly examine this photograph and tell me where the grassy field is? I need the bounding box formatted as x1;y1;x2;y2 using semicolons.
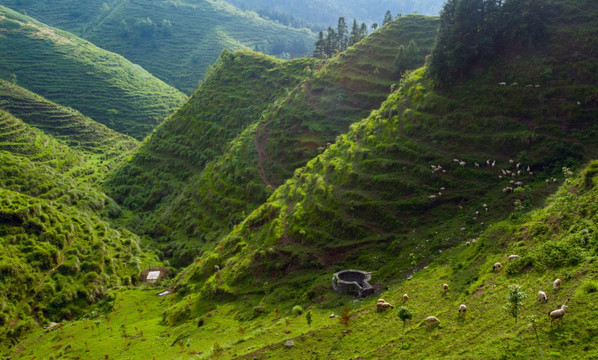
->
0;6;186;139
6;160;598;359
1;0;317;93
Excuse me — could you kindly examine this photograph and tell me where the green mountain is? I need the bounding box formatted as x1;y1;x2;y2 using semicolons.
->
0;79;137;173
0;109;160;346
3;0;598;358
107;15;439;266
0;6;186;139
1;0;316;93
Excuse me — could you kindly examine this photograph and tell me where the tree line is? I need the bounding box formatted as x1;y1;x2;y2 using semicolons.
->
428;0;546;86
312;10;396;59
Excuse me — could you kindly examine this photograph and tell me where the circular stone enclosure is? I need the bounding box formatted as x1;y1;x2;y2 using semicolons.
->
331;270;374;297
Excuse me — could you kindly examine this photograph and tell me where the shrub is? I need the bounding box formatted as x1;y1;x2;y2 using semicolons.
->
292;305;303;316
580;280;598;294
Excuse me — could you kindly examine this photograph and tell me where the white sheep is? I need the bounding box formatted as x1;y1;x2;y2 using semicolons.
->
429;195;437;201
509;159;514;164
538;291;547;303
475;162;480;168
549;305;568;324
460;227;466;232
492;161;496;167
458;304;467;314
426;316;440;327
493;262;502;271
553;278;562;290
498;82;507;87
512;83;519;87
514;181;523;187
466;241;471;246
403;294;409;301
443;283;449;292
376;301;394;311
459;161;466;167
508;255;520;261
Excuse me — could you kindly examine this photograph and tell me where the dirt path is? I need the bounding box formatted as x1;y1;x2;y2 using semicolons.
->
254;123;275;188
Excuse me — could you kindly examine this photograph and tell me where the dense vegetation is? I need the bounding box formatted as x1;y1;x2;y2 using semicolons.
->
0;109;160;346
2;0;598;358
0;79;137;172
107;15;439;266
1;0;316;93
0;6;186;139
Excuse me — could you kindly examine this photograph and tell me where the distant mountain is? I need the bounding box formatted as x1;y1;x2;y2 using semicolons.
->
227;0;445;27
0;0;316;93
0;6;186;139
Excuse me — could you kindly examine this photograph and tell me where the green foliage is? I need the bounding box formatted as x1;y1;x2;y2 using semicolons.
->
0;6;186;139
504;284;526;323
428;0;546;86
1;0;316;94
291;305;303;316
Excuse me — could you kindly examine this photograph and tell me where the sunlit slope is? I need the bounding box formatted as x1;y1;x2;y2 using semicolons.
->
147;15;440;265
0;0;316;93
0;79;137;172
0;109;160;346
0;6;186;139
176;0;598;303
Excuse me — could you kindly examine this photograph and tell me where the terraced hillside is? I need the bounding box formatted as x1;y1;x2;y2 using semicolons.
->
0;109;160;346
1;0;316;93
170;0;598;309
0;79;137;173
0;6;186;139
105;51;315;229
142;15;440;265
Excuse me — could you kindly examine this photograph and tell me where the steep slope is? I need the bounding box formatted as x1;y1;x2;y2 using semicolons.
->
105;51;314;222
0;6;186;139
229;0;445;25
0;0;316;93
0;109;160;346
145;15;440;265
0;79;137;173
174;0;598;304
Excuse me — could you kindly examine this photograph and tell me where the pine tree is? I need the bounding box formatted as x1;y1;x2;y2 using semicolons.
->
383;10;393;25
313;31;326;58
325;27;337;58
360;23;368;38
349;19;361;46
337;17;348;51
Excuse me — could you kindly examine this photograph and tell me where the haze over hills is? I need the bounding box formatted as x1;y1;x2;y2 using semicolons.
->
228;0;445;27
0;6;186;139
1;0;317;93
1;0;598;358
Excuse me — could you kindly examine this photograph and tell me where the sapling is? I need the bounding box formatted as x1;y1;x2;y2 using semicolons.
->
340;306;351;327
504;284;527;325
306;310;312;327
397;306;413;342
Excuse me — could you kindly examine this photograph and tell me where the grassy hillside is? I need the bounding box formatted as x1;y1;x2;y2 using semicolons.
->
6;137;598;359
0;6;186;139
1;0;316;93
0;79;138;172
105;51;315;228
0;109;161;346
3;0;598;358
114;15;439;266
